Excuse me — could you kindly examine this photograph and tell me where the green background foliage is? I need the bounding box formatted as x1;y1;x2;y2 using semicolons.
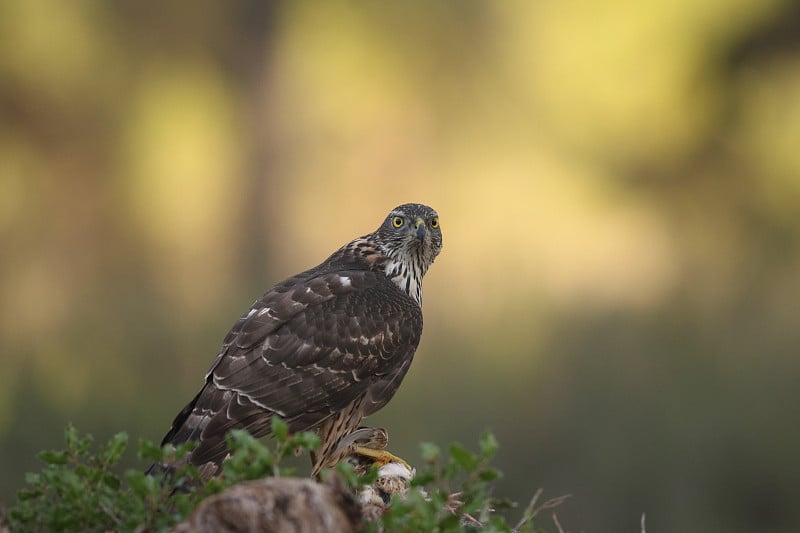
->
1;1;800;531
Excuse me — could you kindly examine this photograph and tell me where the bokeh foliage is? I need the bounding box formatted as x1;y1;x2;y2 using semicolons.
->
1;1;799;531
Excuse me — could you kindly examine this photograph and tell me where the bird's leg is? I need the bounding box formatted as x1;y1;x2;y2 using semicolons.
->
336;427;412;473
353;446;411;471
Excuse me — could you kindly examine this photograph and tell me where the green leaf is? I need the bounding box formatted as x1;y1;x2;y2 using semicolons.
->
16;488;42;501
103;432;128;463
479;431;499;459
174;440;198;459
438;513;461;529
419;441;441;463
137;439;163;462
125;470;153;498
359;463;380;486
479;467;501;482
410;470;436;486
203;476;226;495
38;450;69;465
75;463;92;480
290;431;321;452
226;429;256;450
64;424;93;456
449;443;479;471
65;424;80;448
270;416;289;442
103;472;121;490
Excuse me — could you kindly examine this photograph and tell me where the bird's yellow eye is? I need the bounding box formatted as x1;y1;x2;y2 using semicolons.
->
392;216;404;228
430;217;439;229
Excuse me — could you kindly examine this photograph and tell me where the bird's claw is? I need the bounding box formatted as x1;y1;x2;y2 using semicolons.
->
353;446;412;471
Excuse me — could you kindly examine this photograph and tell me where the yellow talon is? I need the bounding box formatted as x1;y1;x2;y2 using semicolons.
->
354;446;411;471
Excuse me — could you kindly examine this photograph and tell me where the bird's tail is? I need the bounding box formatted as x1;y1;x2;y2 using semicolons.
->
145;388;209;478
145;384;277;480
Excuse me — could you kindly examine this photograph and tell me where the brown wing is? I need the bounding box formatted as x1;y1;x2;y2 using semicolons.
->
160;268;422;469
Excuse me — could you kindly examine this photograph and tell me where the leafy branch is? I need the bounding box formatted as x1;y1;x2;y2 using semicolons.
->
6;423;568;532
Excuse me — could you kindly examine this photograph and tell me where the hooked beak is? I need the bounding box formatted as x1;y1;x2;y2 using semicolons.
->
414;218;426;242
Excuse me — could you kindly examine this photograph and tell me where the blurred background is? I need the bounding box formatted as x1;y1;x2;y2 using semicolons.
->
2;0;800;530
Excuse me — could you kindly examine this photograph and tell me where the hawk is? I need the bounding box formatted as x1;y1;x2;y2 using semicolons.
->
152;203;442;479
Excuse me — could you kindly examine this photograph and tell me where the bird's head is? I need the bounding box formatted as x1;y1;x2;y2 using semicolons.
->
373;204;442;302
376;203;442;270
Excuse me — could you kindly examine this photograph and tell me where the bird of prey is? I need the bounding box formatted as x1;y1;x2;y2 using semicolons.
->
152;203;442;479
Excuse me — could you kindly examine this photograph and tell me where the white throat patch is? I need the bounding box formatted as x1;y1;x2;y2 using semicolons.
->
384;257;423;305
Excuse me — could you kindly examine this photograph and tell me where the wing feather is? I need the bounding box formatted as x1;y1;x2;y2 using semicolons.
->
162;268;422;469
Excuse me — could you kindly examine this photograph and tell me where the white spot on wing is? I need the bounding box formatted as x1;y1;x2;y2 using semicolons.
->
339;276;352;288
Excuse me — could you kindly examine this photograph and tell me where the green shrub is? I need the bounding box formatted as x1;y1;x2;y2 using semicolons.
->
6;423;565;532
